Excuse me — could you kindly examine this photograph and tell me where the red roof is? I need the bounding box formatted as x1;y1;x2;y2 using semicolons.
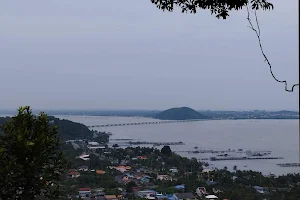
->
138;156;147;159
79;187;91;191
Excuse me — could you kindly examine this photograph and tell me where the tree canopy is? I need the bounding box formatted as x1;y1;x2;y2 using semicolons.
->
0;106;68;199
150;0;273;19
161;145;172;155
0;116;93;141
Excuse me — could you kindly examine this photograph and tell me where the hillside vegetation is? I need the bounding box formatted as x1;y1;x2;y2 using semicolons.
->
0;116;92;140
155;107;207;120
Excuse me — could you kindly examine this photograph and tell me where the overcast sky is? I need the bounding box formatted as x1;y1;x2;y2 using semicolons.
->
0;0;298;111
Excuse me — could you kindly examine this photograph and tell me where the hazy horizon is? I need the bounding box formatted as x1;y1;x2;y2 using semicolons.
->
0;0;298;111
0;107;298;113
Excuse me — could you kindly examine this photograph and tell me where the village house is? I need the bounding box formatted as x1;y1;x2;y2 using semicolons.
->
140;176;151;184
136;190;156;198
77;165;89;172
67;171;80;179
169;167;179;173
94;188;105;193
205;194;218;199
124;173;134;178
114;166;131;173
104;195;118;200
91;193;106;200
78;153;90;161
173;193;196;200
78;187;92;198
137;156;148;160
254;186;269;194
96;170;106;175
87;141;106;150
137;168;150;173
157;175;172;181
174;184;185;190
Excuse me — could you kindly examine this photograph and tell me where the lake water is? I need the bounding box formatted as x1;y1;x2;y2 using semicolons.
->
54;115;299;175
1;114;299;175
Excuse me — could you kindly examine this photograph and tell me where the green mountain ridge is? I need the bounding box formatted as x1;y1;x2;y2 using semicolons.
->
155;107;207;120
0;116;92;141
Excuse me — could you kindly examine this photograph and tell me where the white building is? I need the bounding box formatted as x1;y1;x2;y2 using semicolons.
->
157;175;172;181
205;195;218;199
169;167;179;173
78;154;90;161
87;141;106;150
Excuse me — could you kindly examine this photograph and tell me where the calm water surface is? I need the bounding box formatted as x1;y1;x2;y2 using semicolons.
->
56;115;299;175
2;114;298;175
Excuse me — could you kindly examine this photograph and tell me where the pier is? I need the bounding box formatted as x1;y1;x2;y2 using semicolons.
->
110;139;134;141
175;150;236;154
175;150;272;154
87;119;207;128
127;141;185;146
277;163;300;167
210;157;283;161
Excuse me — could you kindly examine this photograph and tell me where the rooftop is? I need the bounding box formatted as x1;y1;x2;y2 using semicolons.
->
79;187;91;191
205;194;218;199
105;195;117;199
174;193;194;199
88;141;100;146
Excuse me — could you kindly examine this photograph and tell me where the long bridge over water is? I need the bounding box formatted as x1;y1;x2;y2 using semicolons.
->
87;119;207;128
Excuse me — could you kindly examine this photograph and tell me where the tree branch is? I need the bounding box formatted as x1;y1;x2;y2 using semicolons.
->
246;5;299;92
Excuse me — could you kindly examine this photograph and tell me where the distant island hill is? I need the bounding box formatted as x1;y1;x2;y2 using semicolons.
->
0;108;298;119
155;107;208;120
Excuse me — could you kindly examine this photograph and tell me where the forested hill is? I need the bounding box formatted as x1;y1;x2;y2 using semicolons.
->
0;117;10;128
155;107;208;120
0;116;92;141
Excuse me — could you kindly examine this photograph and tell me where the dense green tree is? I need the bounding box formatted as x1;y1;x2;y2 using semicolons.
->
161;145;172;155
93;133;109;144
0;106;68;199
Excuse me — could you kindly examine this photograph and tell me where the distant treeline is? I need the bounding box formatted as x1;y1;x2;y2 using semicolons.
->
200;110;299;119
0;109;298;119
